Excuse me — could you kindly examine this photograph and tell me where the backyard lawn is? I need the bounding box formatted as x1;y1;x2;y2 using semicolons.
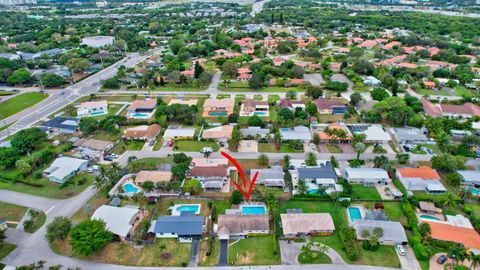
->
71;192;110;223
174;140;219;152
228;235;280;266
351;185;382;200
0;173;94;199
0;92;48;120
0;202;28;228
258;143;276;152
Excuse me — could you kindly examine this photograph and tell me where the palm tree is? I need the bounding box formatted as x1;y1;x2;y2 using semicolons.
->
354;142;366;160
203;151;211;159
443;193;457;209
15;160;32;177
448;245;467;269
159;243;167;254
469;251;480;269
373;155;389;168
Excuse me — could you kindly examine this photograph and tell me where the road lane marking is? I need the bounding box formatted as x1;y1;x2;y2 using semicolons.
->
45;206;56;214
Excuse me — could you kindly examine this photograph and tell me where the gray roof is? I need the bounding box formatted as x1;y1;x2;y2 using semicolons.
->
298;164;337;179
40;116;80;131
241;127;270;137
365;210;388;221
250;166;284;184
280;126;312;141
153;213;203;236
354;220;408;244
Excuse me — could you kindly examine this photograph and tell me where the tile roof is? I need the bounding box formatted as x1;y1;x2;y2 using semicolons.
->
440;103;480;116
427;221;480;249
217;214;269;235
315;99;346;111
135;170;172;183
397;166;440;180
281;213;335;235
190;166;228;178
127;99;157;111
124;124;161;139
421;100;442;116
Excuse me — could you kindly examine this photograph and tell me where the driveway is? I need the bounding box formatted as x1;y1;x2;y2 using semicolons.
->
218;239;228;266
397;245;421;270
319;144;329;153
189;237;200;266
279;240;301;265
339;144;354;154
429;253;479;270
304;74;325;86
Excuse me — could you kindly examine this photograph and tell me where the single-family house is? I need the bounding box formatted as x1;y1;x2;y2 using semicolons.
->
72;138;113;161
77;100;108;118
126;99;157;119
281;213;335;238
163;125;196;142
315;99;347;115
290;163;342;194
40;116;80;135
91;205;144;241
280;126;312;142
279;99;306;111
216;214;270;240
123;124;161;142
316;123;351;143
364;76;381;86
135;170;172;185
240;126;271;139
390;127;428;144
167;99;198;106
250;166;285;188
348;124;391;144
150;212;204;242
202;125;233;141
189;166;229;192
354;220;408;245
191;158;228;167
202;98;235;117
458;170;480;187
426;220;480;250
422;100;480;118
240;99;269;117
44;157;88;183
396;166;446;194
344;167;390;186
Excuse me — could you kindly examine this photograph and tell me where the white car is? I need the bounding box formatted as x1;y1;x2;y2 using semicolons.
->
396;245;406;256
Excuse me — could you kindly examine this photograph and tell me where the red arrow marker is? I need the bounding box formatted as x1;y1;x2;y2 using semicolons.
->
221;151;258;200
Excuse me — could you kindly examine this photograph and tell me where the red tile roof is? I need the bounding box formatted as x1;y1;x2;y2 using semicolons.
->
397;166;440;180
427;221;480;249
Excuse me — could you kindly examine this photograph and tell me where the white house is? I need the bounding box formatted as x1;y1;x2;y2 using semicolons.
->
364;76;382;86
344;167;390;186
458;170;480;187
290;164;342;194
280;126;312;142
91;205;143;241
77;100;108;118
44;157;88;184
396;166;446;194
163;125;196;142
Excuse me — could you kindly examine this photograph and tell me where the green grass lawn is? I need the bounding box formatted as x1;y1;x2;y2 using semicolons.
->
0;202;28;227
24;210;46;233
326;144;343;153
0;242;16;260
298;250;332;264
199;239;220;266
0;173;94;199
362;201;406;225
279;144;303;153
351;185;382;200
454;86;475;98
0;92;48;120
174;140;219;152
228;235;280;266
112;140;145;154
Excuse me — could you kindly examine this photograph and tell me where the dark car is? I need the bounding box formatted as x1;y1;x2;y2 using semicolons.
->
103;155;113;161
437;255;448;265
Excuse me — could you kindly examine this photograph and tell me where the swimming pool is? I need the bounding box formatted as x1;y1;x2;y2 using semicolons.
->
131;113;149;118
419;215;441;221
254;111;268;116
467;186;480;196
348;207;362;222
209;111;227;116
171;204;201;215
241;205;267;215
124;183;139;193
90;111;106;116
308;189;318;194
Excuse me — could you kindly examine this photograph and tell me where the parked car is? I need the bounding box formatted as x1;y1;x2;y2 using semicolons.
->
309;143;317;151
162;141;168;147
437;255;448;265
201;147;213;153
396;245;406;256
104;155;113;161
168;141;174;147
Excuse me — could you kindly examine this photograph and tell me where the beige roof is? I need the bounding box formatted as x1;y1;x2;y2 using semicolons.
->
124;124;161;139
73;138;112;151
281;213;335;235
127;99;157;110
80;100;107;108
168;99;198;106
202;125;233;139
203;98;234;109
217;214;269;235
418;201;441;213
135;170;172;183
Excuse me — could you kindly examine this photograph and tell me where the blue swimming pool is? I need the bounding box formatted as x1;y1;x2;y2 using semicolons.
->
176;205;200;213
242;205;266;215
124;183;139;193
209;111;227;116
348;207;362;222
308;188;318;194
132;113;149;118
420;215;441;221
467;186;480;196
254;111;268;116
90;111;106;116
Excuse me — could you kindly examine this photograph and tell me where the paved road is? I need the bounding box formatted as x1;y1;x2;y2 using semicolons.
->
250;0;269;17
0;49;162;141
218;240;228;266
